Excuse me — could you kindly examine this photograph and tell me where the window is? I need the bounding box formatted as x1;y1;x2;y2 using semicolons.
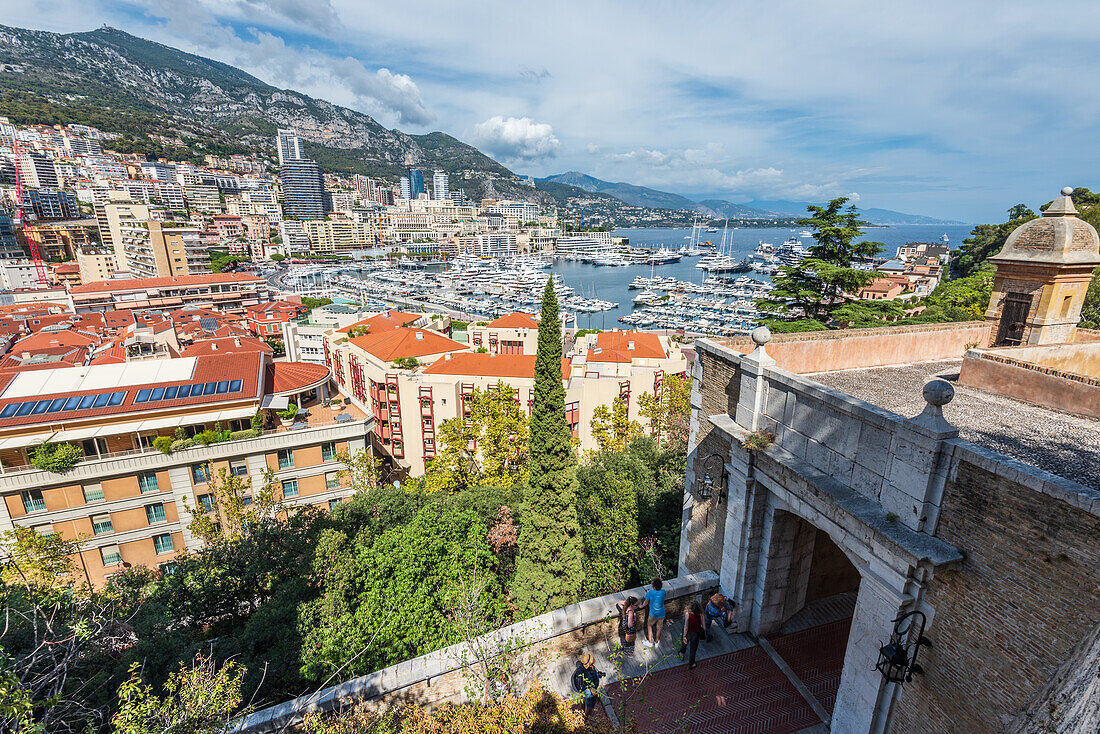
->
277;449;294;469
153;533;174;554
191;463;210;484
229;459;248;477
328;499;341;511
321;441;337;462
82;484;105;503
22;490;46;513
158;561;178;576
138;472;159;494
326;472;341;490
197;494;216;513
35;524;54;538
100;545;122;566
91;514;113;535
145;503;166;524
281;479;299;498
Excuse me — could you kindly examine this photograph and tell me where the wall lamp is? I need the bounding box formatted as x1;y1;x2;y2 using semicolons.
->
697;453;728;504
875;610;933;684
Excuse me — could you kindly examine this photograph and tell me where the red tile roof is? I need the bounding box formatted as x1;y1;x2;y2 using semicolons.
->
487;312;539;329
587;331;666;363
71;273;264;294
349;328;466;362
182;336;273;356
336;311;423;335
246;301;306;317
265;361;330;394
423;353;536;378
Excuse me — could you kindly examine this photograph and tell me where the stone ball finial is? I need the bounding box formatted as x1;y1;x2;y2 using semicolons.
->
923;379;954;407
1062;186;1074;196
751;325;772;347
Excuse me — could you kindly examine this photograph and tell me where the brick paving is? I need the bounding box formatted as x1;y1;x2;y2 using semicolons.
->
766;617;852;715
603;639;833;733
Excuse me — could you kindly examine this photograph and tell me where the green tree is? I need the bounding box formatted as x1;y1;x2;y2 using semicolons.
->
512;280;584;618
1006;203;1035;221
112;653;247;734
576;452;639;597
1080;269;1100;329
638;373;691;449
758;198;885;323
924;270;995;319
425;383;529;493
589;398;642;453
183;466;284;544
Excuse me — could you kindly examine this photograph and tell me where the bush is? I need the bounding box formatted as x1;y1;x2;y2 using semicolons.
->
251;411;264;432
741;430;776;452
277;404;299;421
30;442;83;472
170;438;197;452
195;430;220;446
229;429;261;441
153;436;174;454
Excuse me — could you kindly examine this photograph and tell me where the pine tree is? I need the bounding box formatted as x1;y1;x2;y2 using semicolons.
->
512;280;584;616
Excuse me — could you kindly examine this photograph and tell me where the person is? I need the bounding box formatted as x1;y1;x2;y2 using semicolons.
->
571;651;604;715
643;578;667;648
681;601;704;669
705;592;736;639
616;596;640;657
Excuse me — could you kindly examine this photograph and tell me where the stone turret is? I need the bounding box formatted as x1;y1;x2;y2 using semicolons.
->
985;187;1100;346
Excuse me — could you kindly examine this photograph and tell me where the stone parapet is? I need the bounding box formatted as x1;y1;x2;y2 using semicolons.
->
231;571;720;733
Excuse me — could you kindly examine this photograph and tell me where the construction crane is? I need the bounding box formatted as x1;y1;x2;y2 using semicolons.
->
11;139;49;286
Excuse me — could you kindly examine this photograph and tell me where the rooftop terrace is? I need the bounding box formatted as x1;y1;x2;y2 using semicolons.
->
810;359;1100;489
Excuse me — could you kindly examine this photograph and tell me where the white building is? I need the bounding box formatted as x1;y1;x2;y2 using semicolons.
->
432;170;449;201
277;128;304;166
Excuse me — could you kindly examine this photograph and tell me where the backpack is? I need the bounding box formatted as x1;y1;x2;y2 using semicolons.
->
571;666;587;693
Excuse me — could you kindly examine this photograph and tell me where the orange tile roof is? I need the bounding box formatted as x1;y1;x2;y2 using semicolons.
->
423;352;536;378
336;311;423;335
265;361;331;393
71;273;264;294
587;331;666;363
182;336;273;356
487;312;539;329
350;328;466;362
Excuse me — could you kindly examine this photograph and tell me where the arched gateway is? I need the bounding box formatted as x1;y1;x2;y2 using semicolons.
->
680;328;967;733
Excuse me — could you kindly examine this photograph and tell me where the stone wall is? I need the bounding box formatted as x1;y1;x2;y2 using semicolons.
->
232;572;719;733
681;430;733;576
717;322;989;374
959;347;1100;418
891;456;1100;733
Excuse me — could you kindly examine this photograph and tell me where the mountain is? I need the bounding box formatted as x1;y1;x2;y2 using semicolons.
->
740;199;964;226
0;24;542;202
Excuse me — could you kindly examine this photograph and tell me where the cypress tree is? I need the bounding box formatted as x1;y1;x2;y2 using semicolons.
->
513;279;584;616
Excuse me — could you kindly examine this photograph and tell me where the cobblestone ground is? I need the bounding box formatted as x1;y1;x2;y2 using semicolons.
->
810;359;1100;489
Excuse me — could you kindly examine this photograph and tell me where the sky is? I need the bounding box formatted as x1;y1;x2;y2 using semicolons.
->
3;1;1100;222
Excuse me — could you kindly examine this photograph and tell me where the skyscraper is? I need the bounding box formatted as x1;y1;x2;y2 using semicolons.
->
432;170;449;201
400;177;411;200
407;168;425;199
277;128;304;166
281;159;326;219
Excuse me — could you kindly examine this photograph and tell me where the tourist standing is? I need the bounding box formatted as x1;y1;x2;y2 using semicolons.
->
643;578;667;648
616;596;641;657
681;601;704;669
571;651;604;715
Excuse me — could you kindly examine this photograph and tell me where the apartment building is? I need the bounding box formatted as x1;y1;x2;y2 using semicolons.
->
325;313;687;474
0;352;371;586
76;248;120;283
71;273;268;315
23;220;98;261
246;301;307;337
95;193;150;250
281;304;380;364
466;312;540;354
118;220;208;279
303;218;380;253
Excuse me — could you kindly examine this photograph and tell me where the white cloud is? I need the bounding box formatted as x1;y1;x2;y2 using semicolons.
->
470;116;560;160
330;59;433;125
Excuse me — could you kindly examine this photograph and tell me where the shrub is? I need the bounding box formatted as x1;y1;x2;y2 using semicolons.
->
30;442;83;473
277;404;299;421
741;430;776;452
229;429;261;441
170;438;197;452
329;398;343;407
153;436;174;454
250;411;264;432
195;430;220;446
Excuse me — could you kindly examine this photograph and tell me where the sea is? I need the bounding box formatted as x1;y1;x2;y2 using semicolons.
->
553;225;975;329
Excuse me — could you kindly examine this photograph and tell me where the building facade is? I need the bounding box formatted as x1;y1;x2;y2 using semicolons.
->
281;159;326;220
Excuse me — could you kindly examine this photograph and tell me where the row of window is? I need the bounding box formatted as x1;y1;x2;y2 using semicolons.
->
190;441;339;483
0;391;127;419
134;379;243;404
90;503;167;536
100;532;175;566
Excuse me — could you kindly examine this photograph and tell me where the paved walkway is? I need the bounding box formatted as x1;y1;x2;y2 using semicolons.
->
550;593;856;733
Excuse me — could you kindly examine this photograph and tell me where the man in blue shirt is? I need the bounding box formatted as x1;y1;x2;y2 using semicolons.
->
643;577;667;648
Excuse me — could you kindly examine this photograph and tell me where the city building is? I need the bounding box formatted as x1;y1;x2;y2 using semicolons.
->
432;170;449;201
23;220;99;261
281;303;378;365
24;188;80;220
0;352;372;586
245;301;307;337
399;177;411;201
118;220;208;279
280;159;326;220
485;201;539;223
0;260;45;290
182;184;222;215
71;273;268;315
303;218;379;253
95;193;150;250
0;212;25;259
17;151;59;189
277;128;304;166
50;262;82;288
325;316;686;474
76;248;120;283
466;312;540;354
407;168;425;199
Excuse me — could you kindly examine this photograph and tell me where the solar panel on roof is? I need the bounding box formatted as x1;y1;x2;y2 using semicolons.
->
199;317;218;332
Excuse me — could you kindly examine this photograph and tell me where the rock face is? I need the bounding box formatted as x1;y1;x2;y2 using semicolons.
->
0;24;548;203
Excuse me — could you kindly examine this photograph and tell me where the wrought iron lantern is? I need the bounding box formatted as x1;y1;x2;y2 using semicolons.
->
696;453;728;503
875;610;932;684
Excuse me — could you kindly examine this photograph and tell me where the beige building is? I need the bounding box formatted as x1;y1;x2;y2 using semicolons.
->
71;273;268;315
0;353;369;587
467;311;540;354
76;248;120;283
95;192;150;251
303;218;380;253
325;312;687;474
118;220;208;279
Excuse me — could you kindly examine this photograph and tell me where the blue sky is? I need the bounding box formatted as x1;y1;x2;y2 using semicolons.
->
4;0;1100;222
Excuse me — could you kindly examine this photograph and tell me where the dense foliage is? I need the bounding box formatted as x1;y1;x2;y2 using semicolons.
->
29;442;83;473
512;281;585;618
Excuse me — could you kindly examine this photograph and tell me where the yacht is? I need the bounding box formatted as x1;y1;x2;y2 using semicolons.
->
697;254;753;273
645;248;683;265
